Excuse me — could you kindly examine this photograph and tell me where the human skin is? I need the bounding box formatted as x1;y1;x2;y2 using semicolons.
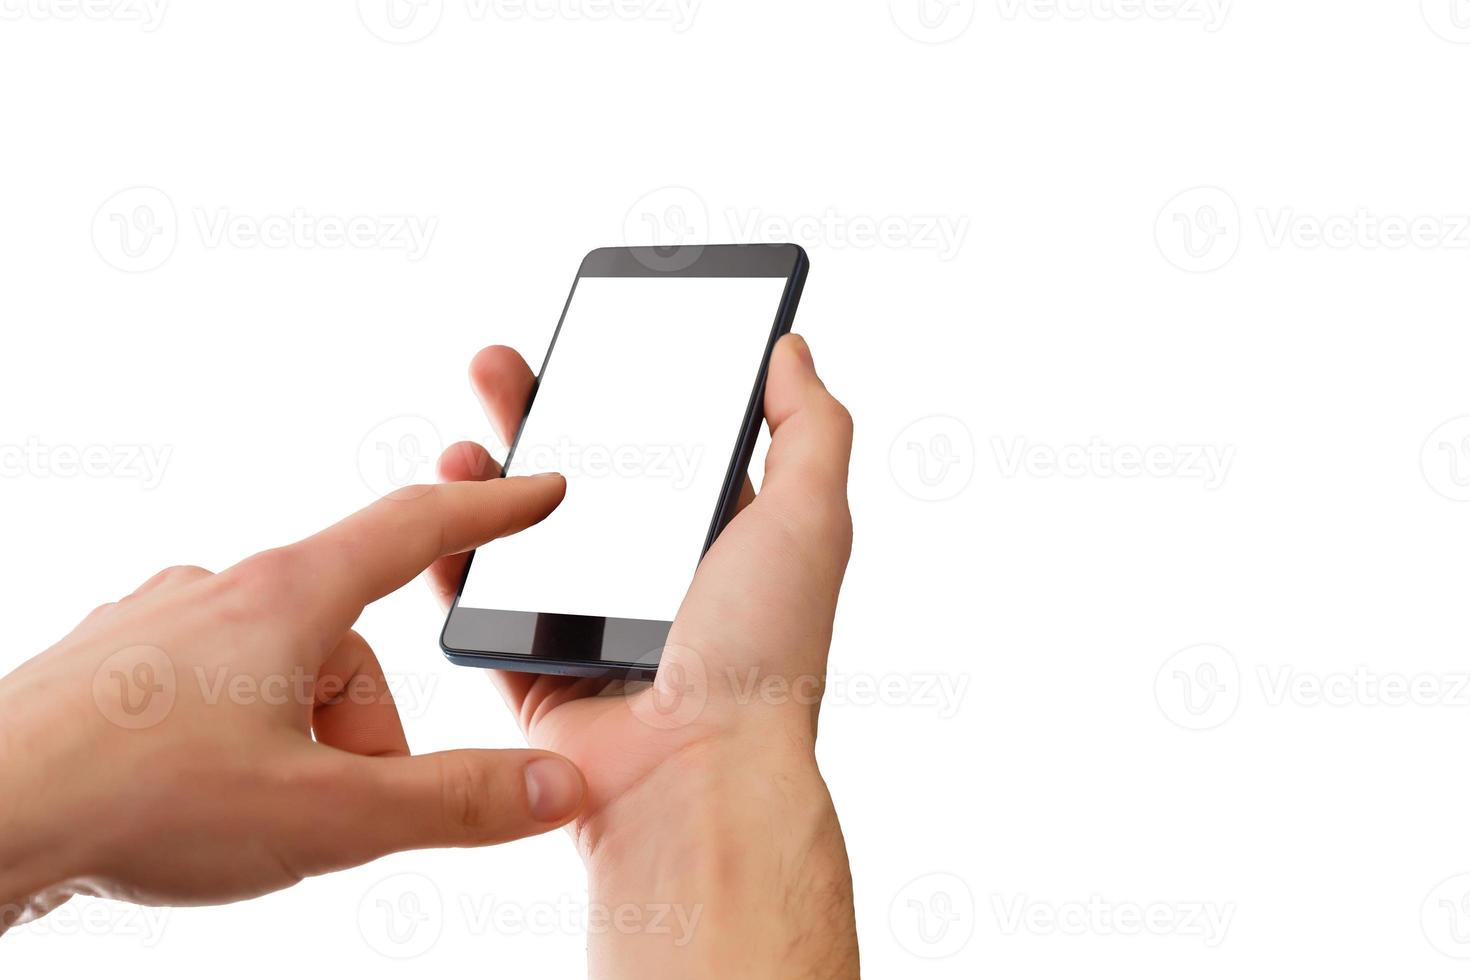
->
0;333;858;978
428;334;859;978
0;473;584;924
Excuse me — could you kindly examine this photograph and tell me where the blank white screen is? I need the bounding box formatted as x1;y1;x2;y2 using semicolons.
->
458;275;788;622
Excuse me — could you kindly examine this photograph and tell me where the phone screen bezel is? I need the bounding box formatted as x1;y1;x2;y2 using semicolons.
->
440;243;809;679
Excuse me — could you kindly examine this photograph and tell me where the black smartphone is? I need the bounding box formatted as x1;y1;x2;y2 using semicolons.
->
440;243;809;678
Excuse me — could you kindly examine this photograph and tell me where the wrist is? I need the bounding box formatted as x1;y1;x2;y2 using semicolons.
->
580;738;857;979
578;720;824;859
0;679;90;925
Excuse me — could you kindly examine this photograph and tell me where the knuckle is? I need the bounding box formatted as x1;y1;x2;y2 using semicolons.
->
84;601;118;623
160;564;212;586
438;755;499;841
397;483;450;543
124;564;215;603
238;547;297;583
221;547;304;606
804;388;852;440
837;509;854;560
381;482;438;504
765;490;853;561
827;400;854;441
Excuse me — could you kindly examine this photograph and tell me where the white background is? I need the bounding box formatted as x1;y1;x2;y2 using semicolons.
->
3;1;1470;976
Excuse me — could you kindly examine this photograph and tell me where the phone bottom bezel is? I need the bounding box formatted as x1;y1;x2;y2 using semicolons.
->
441;607;668;680
442;651;658;681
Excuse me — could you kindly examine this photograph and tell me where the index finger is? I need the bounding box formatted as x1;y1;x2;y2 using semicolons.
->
251;474;566;648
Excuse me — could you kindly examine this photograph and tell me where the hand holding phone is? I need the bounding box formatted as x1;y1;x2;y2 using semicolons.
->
441;244;809;677
426;330;859;977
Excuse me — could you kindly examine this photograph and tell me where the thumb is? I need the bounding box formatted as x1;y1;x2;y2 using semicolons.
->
760;334;853;508
292;748;587;869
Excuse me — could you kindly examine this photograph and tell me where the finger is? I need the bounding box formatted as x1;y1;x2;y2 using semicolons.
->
0;886;76;936
482;668;608;736
431;342;536;611
469;345;536;447
437;440;499;483
426;441;501;608
281;746;586;871
303;474;566;633
484;668;541;729
312;631;410;758
239;475;567;650
759;335;854;514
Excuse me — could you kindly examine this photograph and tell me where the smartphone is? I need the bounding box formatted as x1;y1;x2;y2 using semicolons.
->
440;243;810;678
